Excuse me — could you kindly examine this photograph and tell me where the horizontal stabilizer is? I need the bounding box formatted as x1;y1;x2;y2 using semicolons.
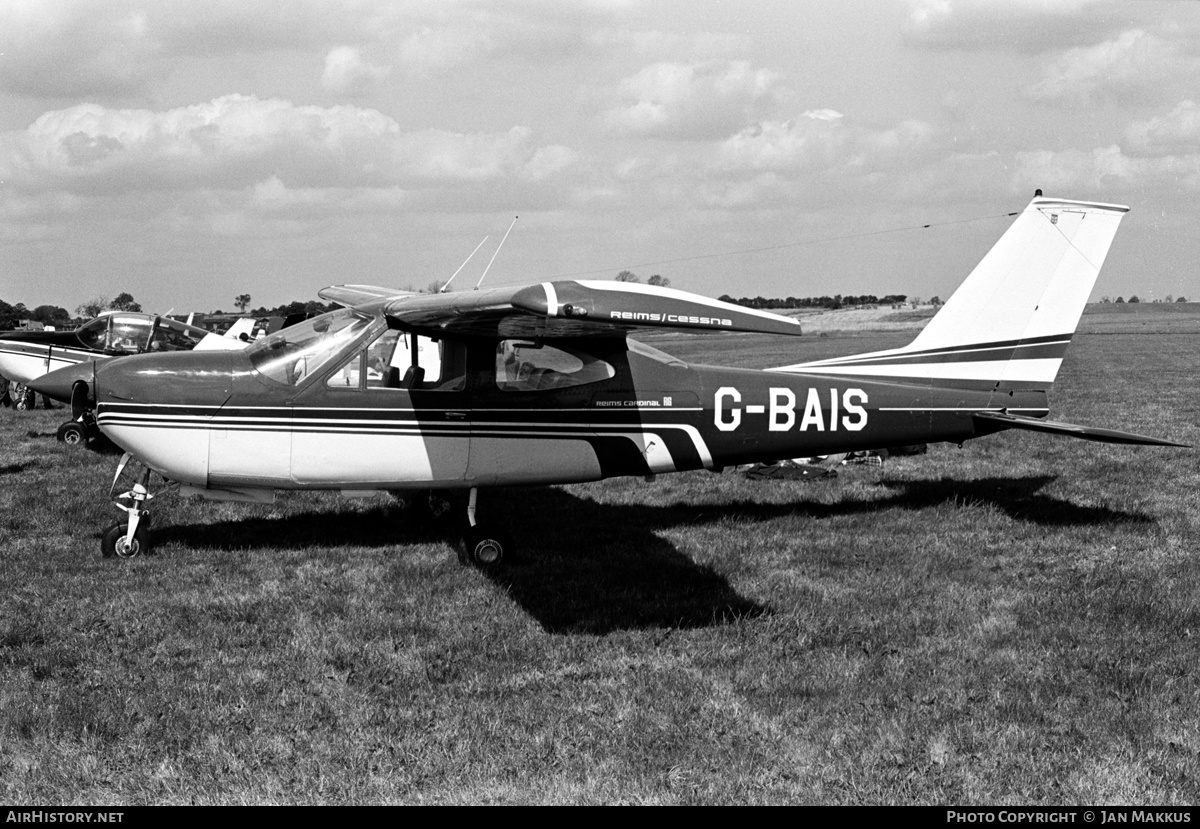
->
973;411;1189;447
223;318;256;341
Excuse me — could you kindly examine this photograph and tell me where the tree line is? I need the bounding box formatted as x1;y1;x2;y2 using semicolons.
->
0;292;143;330
717;293;911;310
1099;295;1188;304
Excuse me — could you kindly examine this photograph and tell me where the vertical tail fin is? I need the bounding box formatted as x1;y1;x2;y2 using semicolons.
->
777;196;1129;390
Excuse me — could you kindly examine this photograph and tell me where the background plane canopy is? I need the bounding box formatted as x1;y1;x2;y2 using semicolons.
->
247;309;372;386
108;316;154;354
150;318;207;352
496;340;615;392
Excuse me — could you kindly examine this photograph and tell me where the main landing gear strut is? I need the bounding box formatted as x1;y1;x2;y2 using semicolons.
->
458;487;512;569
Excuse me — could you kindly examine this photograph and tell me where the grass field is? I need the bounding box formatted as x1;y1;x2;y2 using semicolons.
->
1;304;1197;804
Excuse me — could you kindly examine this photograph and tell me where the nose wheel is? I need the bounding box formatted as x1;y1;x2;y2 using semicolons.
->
101;454;175;560
11;383;35;411
56;414;98;446
101;518;151;559
58;383;99;446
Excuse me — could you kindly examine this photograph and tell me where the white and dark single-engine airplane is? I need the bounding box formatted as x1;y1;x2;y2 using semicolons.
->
84;196;1187;563
0;312;256;443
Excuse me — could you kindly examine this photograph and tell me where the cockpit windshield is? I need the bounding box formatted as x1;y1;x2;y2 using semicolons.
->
75;317;109;350
246;309;373;386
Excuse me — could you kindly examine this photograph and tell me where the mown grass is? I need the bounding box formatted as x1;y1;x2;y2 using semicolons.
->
0;305;1197;804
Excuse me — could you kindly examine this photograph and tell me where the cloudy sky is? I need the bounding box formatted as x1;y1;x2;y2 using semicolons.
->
2;0;1198;315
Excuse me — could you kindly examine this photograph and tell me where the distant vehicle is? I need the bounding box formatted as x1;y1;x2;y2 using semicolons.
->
0;311;255;440
89;196;1186;562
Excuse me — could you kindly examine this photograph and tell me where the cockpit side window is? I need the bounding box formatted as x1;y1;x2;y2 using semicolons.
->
247;309;372;386
495;341;615;392
324;329;466;392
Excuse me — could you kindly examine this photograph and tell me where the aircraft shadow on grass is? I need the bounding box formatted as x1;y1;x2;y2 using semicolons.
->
147;473;1153;634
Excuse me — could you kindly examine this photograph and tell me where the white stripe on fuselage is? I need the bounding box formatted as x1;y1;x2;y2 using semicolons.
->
771;358;1063;384
0;343;93;384
97;404;719;484
578;280;799;326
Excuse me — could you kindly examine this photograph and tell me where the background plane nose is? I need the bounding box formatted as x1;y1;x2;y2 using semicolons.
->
26;361;95;404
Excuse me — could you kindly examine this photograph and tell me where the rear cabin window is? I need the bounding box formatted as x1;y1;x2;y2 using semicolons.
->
495;341;615;392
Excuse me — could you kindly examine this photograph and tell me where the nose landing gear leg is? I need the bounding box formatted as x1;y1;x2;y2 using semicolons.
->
101;454;175;559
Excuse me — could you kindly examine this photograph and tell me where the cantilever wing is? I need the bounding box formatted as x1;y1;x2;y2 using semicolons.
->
973;411;1189;447
330;279;803;339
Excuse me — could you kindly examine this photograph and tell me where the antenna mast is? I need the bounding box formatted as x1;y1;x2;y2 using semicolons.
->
440;235;490;293
475;216;518;290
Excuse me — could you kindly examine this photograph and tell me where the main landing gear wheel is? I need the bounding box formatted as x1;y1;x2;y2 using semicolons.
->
454;487;515;569
56;421;87;445
101;521;151;559
460;525;512;569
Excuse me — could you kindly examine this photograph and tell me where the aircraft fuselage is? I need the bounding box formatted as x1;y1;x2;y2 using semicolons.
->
0;330;102;386
93;323;1044;494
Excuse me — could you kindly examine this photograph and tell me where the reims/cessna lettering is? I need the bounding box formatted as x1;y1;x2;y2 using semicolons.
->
87;196;1186;566
610;311;734;327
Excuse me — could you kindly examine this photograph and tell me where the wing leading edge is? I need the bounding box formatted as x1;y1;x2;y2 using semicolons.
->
320;284;418;307
973;411;1189;447
321;280;803;339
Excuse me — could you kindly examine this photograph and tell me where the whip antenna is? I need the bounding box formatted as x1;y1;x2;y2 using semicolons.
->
440;235;490;293
475;216;518;290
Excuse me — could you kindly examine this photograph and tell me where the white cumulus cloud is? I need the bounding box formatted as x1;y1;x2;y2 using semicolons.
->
322;46;391;95
0;95;577;197
605;61;783;140
717;115;934;174
1024;29;1180;105
1125;100;1200;157
905;0;1136;52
